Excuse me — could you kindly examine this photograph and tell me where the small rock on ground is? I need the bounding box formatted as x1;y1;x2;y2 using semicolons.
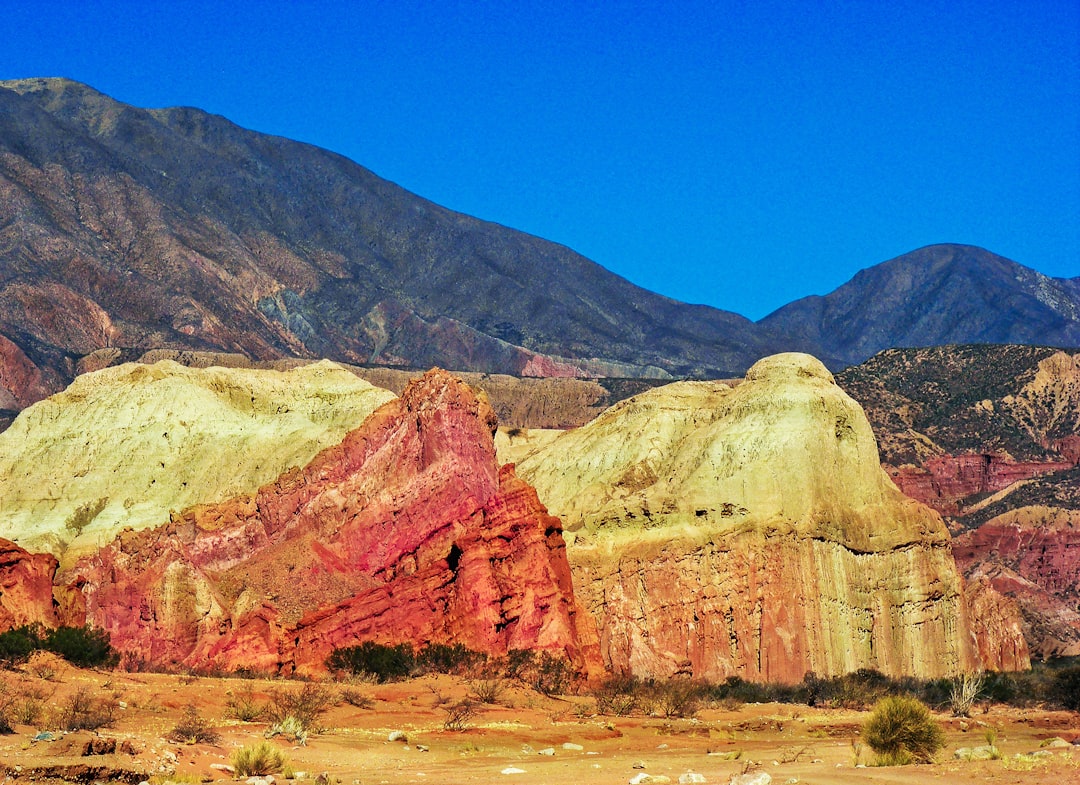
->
729;772;771;785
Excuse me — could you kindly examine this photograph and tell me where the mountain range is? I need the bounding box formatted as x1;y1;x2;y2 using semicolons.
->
1;77;1078;411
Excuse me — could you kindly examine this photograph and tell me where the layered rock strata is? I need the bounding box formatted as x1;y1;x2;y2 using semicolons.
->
889;454;1075;517
60;370;600;674
515;353;1024;681
953;507;1080;659
0;360;395;562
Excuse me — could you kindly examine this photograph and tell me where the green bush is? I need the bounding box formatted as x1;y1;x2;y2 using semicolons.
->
1047;666;1080;711
327;641;415;682
0;625;116;669
0;625;44;666
44;626;117;668
862;696;944;765
416;643;485;675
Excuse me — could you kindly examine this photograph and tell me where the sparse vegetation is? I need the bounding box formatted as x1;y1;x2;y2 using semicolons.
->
59;685;116;731
468;677;506;705
266;682;336;737
949;671;985;717
862;696;944;765
167;703;220;744
226;685;265;722
232;740;288;776
442;698;478;731
339;687;373;709
64;497;109;537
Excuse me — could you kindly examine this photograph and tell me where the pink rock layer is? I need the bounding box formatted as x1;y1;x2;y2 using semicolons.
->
890;454;1074;516
59;369;601;675
953;509;1080;659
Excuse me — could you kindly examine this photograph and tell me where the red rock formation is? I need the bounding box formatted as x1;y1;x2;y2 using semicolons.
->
60;369;600;675
0;333;53;410
953;508;1080;658
890;454;1074;516
0;538;58;631
962;576;1030;672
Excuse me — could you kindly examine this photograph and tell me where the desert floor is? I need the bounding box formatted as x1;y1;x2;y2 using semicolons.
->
1;655;1078;785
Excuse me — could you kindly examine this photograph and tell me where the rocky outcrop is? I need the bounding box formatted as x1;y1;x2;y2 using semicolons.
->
953;507;1080;659
889;455;1074;517
515;353;1020;681
0;538;58;630
0;360;395;563
0;332;54;410
60;370;600;675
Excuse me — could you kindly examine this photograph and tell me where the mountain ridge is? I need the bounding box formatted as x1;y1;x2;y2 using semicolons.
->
1;78;1077;408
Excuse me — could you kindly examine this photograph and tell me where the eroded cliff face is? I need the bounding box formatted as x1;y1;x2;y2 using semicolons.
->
60;370;600;675
0;538;58;631
953;507;1080;659
515;353;1023;681
0;360;395;562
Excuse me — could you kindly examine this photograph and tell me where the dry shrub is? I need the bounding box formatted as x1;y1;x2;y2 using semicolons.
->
226;685;265;722
442;698;478;731
469;677;506;705
268;682;336;727
167;703;220;744
862;696;944;765
232;740;288;776
60;686;116;731
339;688;373;709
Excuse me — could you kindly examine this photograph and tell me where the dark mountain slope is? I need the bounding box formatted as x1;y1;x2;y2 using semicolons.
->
0;77;773;400
762;244;1080;366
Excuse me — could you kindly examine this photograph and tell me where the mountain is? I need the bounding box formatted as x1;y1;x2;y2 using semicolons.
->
762;244;1080;366
1;78;1076;412
0;76;773;399
511;353;1027;679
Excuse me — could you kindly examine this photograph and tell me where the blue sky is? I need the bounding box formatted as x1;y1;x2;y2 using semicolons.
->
1;1;1077;319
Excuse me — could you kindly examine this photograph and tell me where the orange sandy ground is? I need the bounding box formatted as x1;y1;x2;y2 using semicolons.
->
1;655;1078;785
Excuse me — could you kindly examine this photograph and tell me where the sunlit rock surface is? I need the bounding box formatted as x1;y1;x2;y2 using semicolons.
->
60;370;600;675
515;353;1017;680
0;360;394;562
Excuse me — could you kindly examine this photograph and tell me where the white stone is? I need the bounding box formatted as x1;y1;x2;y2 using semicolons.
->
501;767;527;775
562;742;584;751
728;773;771;785
679;773;707;784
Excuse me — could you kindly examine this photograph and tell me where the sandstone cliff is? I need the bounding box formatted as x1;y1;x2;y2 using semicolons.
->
514;353;1024;681
60;370;600;675
0;360;394;562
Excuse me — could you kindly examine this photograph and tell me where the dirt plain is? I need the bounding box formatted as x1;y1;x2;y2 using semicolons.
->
1;655;1078;785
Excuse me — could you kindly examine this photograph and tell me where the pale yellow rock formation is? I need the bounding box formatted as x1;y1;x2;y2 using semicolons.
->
515;353;986;681
0;360;394;563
